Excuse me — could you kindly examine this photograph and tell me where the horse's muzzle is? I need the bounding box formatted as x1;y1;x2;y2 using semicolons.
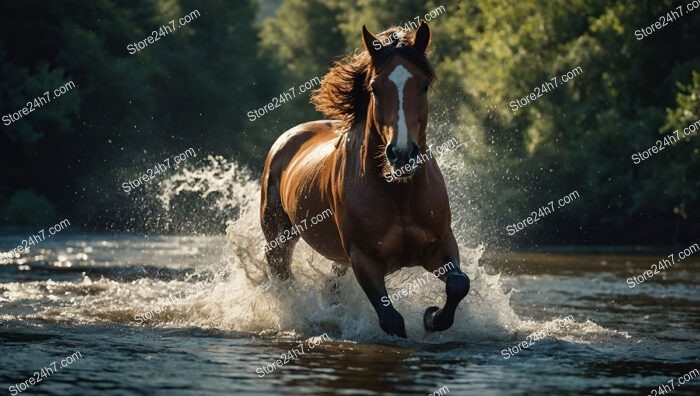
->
386;142;420;175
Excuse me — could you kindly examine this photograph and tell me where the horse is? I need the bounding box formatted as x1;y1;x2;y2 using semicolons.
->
260;22;470;338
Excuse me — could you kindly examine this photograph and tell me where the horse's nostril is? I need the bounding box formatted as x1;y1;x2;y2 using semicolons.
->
386;143;398;164
410;143;420;159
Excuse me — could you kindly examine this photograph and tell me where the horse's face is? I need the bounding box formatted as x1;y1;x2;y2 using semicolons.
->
370;58;429;177
363;24;432;180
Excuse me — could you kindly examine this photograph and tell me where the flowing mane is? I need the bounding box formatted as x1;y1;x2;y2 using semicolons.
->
310;26;436;133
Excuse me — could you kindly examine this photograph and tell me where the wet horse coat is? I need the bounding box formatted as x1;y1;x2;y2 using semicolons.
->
260;23;470;337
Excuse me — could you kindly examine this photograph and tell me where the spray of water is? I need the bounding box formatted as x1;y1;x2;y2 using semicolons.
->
3;152;620;344
145;153;614;342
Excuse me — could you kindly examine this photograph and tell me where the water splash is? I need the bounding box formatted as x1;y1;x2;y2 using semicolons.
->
2;157;623;344
156;155;258;214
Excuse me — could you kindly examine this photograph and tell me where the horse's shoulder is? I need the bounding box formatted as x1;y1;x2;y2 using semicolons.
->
294;120;340;135
266;120;341;177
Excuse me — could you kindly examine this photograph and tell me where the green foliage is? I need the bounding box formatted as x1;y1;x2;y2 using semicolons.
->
658;71;700;224
413;0;699;244
0;0;697;243
0;0;273;227
261;0;345;80
665;71;700;131
2;190;57;225
0;51;78;147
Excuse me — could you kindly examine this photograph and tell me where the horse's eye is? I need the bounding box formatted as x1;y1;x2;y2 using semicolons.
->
422;84;429;93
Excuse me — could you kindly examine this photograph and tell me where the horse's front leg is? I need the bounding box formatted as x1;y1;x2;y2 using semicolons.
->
350;248;407;338
422;231;470;332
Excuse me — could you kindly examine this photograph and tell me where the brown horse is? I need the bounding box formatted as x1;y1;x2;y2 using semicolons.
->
260;22;469;338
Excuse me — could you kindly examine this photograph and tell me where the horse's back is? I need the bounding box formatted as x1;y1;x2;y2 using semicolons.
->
262;120;339;191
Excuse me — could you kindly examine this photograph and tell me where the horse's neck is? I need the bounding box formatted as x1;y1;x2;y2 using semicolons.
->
343;120;380;178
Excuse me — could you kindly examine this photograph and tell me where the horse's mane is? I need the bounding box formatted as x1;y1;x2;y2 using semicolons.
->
310;26;435;133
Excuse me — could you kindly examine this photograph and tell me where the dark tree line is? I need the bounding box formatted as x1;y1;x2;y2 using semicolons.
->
1;0;698;246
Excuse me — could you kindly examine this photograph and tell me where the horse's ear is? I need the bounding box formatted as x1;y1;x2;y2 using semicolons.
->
413;22;431;54
362;25;380;59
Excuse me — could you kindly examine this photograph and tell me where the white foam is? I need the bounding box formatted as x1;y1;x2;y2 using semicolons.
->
2;157;625;344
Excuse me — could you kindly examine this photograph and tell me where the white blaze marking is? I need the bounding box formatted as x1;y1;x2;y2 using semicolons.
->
388;65;413;149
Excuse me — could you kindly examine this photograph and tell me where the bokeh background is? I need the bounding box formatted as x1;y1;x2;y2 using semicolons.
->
1;0;698;247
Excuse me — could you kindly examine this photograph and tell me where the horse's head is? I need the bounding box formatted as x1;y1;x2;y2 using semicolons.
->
362;23;434;180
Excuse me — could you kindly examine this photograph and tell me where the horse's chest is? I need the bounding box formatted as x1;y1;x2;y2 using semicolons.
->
374;217;441;261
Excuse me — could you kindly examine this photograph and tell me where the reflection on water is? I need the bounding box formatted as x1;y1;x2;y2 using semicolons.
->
0;234;698;395
1;158;697;394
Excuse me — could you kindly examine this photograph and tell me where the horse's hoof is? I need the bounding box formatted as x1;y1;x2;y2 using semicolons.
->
423;306;441;332
379;310;407;338
379;321;407;338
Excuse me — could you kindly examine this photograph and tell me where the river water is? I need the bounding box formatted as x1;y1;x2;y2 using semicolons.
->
1;159;698;395
1;233;698;395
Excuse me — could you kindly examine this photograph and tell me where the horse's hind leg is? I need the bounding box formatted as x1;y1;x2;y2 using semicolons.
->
261;183;298;281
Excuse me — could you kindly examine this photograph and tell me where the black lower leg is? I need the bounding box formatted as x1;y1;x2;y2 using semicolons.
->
351;252;406;338
377;306;406;338
424;267;470;332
